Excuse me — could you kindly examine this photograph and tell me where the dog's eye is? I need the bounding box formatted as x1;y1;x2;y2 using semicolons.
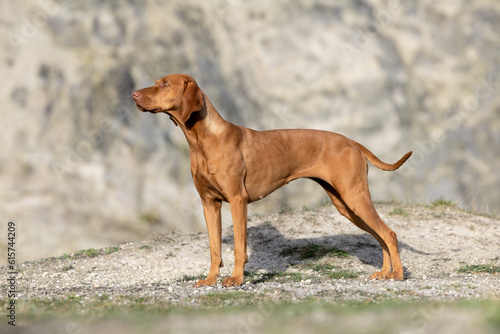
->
163;81;169;87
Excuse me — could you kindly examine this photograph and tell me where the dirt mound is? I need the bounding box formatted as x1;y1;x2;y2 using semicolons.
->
4;203;498;303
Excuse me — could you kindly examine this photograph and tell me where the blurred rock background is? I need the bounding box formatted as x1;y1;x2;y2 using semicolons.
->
0;0;499;262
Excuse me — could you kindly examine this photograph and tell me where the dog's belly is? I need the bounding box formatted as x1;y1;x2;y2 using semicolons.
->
244;177;290;203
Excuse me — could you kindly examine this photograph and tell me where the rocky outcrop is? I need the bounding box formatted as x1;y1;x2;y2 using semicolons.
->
1;0;499;261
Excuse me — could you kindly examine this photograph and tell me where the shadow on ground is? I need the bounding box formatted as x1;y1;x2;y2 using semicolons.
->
222;223;429;279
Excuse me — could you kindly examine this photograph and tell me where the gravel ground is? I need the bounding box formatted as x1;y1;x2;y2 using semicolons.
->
3;203;499;303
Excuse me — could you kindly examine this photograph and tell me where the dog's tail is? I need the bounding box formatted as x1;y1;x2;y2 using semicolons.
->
355;142;412;171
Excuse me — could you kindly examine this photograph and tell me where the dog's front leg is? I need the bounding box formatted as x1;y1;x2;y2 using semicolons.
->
195;199;223;287
222;197;248;287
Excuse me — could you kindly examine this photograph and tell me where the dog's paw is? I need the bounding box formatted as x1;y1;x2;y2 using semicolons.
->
222;275;244;287
368;271;403;281
368;270;390;280
385;271;404;281
194;276;217;287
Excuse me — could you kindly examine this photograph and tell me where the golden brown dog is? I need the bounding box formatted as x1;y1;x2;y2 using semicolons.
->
132;74;412;287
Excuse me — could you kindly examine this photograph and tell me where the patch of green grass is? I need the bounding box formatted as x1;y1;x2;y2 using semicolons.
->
58;253;71;260
298;262;337;273
389;206;407;216
55;246;121;261
199;291;260;308
457;264;500;274
296;262;359;279
177;273;206;283
490;302;500;330
327;269;359;279
139;245;151;250
245;271;304;284
105;246;120;254
4;296;500;333
375;200;402;206
74;248;99;258
10;295;176;321
431;197;456;207
279;205;293;214
280;244;348;260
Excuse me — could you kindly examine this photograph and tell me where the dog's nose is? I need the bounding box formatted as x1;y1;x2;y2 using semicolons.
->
132;91;141;100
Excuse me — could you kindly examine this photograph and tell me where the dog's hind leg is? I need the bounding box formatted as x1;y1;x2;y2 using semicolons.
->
314;179;399;280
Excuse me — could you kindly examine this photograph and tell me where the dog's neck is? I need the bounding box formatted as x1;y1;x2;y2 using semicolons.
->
180;93;231;147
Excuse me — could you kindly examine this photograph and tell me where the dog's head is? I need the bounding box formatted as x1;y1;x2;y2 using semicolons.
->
132;74;203;125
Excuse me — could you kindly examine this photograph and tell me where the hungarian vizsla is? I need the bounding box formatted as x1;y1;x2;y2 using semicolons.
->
132;74;412;287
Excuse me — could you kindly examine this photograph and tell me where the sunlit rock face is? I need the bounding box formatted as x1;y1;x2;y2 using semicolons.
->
1;0;498;261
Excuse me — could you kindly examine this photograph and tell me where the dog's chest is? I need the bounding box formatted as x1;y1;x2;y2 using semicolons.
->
190;155;226;199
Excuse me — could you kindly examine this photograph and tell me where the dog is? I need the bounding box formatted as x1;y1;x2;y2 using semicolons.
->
132;74;412;286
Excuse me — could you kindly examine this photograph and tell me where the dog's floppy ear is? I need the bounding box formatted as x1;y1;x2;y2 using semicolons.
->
181;80;203;123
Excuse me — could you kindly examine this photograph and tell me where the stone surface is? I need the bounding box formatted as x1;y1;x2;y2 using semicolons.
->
0;0;499;261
